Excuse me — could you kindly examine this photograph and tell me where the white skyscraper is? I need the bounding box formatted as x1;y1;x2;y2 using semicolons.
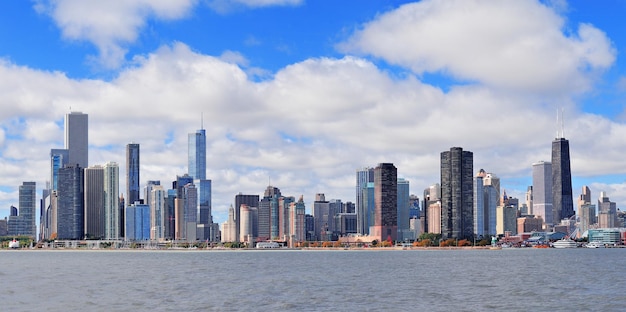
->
532;161;552;227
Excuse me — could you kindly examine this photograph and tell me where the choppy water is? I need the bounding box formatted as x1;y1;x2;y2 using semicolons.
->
1;248;624;311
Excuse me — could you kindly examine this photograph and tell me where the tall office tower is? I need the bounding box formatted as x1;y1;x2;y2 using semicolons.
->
57;165;84;240
9;183;34;237
525;186;533;215
50;149;69;191
119;195;125;237
188;129;206;180
597;191;617;228
278;196;295;239
552;136;574;223
149;185;166;241
397;178;410;242
356;167;374;235
84;166;105;239
289;196;306;244
196;180;212;224
344;202;356;214
441;148;474;240
372;163;398;242
103;162;120;240
258;186;280;241
126;143;140;205
496;205;518;235
473;172;485;237
221;205;237;242
64;112;88;168
422;183;440;233
40;185;50;241
532;161;552;227
484;184;497;235
234;193;260;242
165;189;177;240
578;186;595;236
239;204;253;242
313;193;330;241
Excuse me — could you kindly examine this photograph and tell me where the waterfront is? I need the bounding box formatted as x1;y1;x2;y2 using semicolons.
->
1;248;624;311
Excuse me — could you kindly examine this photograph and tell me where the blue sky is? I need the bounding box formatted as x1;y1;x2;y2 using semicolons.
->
1;0;625;224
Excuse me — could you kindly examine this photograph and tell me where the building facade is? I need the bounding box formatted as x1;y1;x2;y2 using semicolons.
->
441;148;474;240
372;163;398;242
532;161;552;227
84;166;105;239
64;112;88;168
103;162;120;240
126;143;140;205
552;137;574;223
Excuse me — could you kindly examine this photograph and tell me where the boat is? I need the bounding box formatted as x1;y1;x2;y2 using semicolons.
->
552;238;577;248
586;241;605;248
8;239;20;249
256;241;280;249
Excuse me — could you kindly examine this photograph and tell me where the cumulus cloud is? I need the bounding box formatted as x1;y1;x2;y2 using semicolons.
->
340;0;615;95
34;0;197;69
1;40;624;220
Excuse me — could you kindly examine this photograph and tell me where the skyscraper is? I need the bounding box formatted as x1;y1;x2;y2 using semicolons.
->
397;178;410;241
57;165;84;240
552;137;574;223
356;167;374;235
148;184;166;241
188;129;206;180
126;143;140;205
372;163;398;242
84;166;105;239
578;186;595;236
313;193;330;241
441;147;474;240
103;162;120;240
18;181;37;238
532;161;552;226
64;112;88;168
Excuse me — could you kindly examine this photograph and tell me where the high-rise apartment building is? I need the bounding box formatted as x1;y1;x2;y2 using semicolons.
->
597;191;617;228
552;137;574;223
441;148;474;240
578;186;595;236
50;149;69;191
313;193;330;241
149;184;166;241
103;162;120;240
234;193;260;242
423;183;441;234
289;196;306;244
64;112;88;168
126;143;140;205
532;161;552;227
84;166;105;239
372;163;398;242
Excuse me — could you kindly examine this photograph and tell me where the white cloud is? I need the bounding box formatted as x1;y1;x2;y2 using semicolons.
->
340;0;615;95
34;0;197;69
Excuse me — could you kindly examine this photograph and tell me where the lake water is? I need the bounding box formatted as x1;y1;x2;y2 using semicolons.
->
1;248;624;311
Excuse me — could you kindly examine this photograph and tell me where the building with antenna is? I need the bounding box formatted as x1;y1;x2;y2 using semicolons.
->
552;109;574;223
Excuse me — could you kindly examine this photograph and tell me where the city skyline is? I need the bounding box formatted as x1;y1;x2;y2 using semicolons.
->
1;1;626;224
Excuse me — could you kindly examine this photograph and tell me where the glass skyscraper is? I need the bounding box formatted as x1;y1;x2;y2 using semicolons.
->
356;167;374;235
57;165;84;240
373;163;398;242
18;181;37;238
552;137;574;223
188;129;206;180
441;147;474;240
126;143;140;205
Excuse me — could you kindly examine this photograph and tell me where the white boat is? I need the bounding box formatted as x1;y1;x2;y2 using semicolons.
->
552;239;577;248
8;239;20;249
586;241;605;248
256;241;280;249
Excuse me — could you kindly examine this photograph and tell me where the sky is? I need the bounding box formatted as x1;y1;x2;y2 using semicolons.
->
1;0;626;225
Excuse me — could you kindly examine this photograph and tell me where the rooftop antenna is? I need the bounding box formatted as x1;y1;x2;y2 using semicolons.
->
201;112;204;130
556;107;565;139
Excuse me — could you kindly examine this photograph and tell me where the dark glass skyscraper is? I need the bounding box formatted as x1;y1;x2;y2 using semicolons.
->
57;165;84;240
126;143;140;205
441;147;474;240
552;137;574;222
372;163;397;242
